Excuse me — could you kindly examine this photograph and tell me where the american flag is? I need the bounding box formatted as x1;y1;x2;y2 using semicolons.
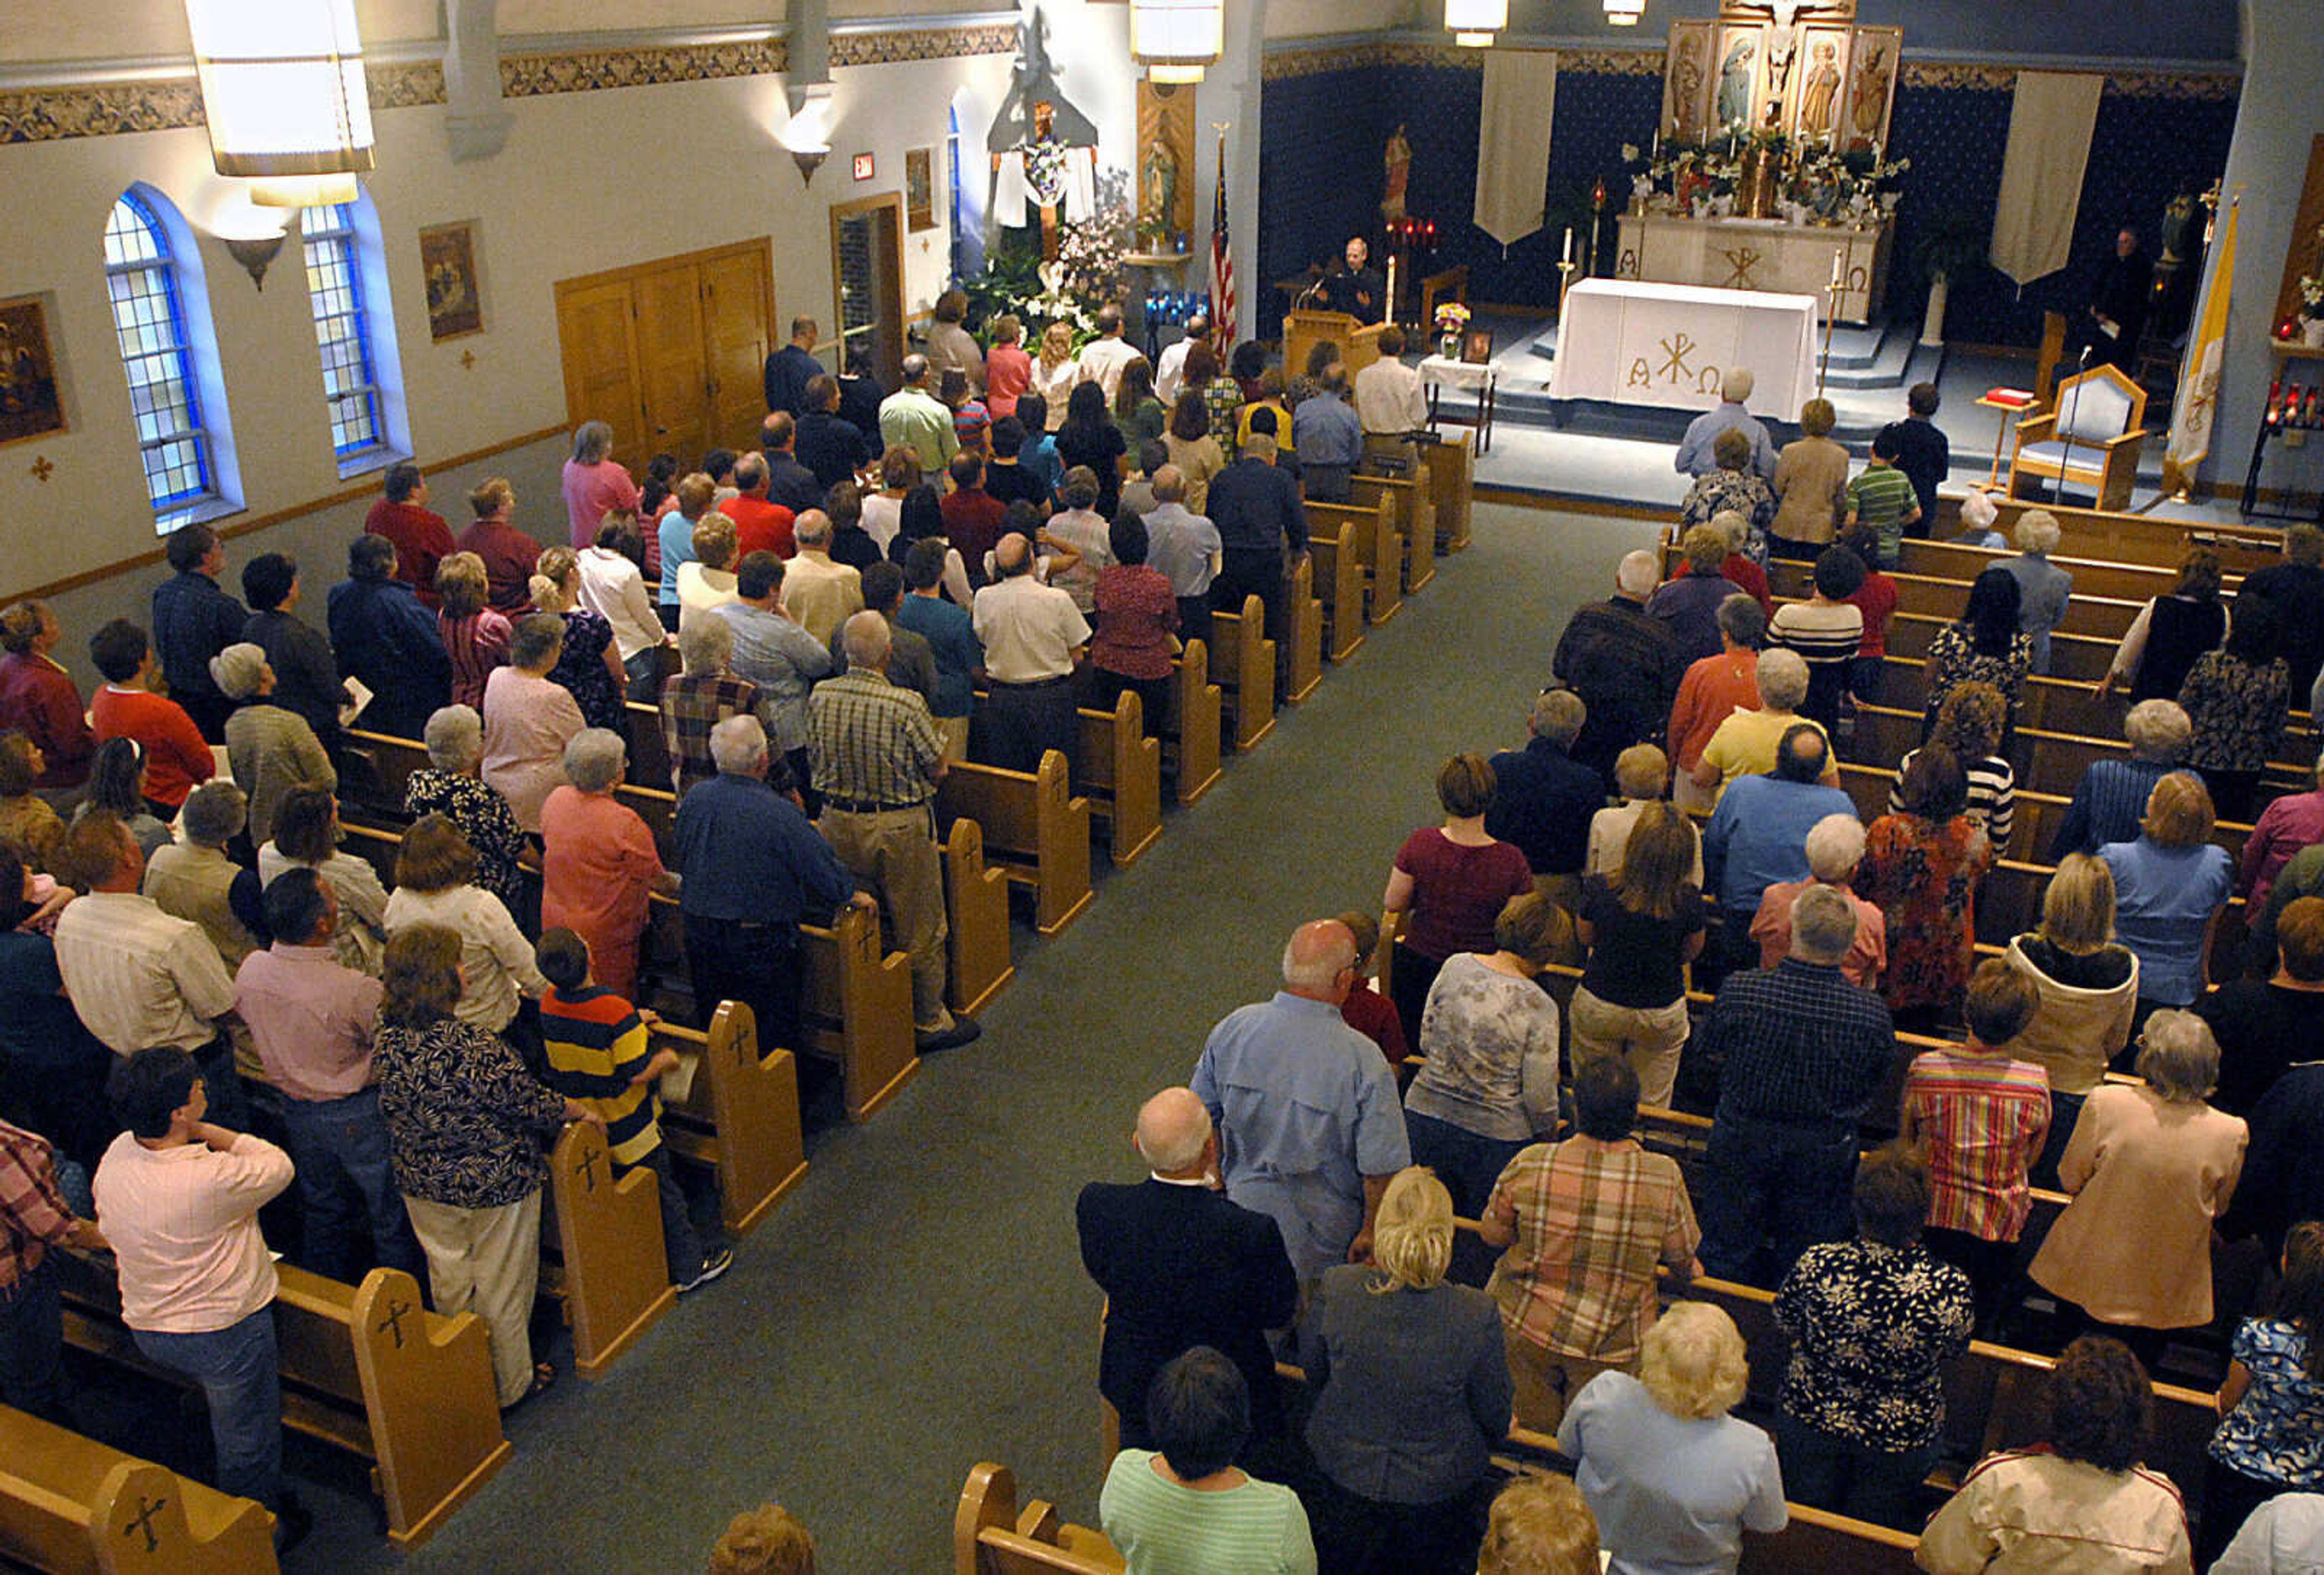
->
1209;136;1236;344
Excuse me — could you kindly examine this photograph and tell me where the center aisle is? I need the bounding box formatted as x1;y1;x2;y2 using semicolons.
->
367;502;1663;1573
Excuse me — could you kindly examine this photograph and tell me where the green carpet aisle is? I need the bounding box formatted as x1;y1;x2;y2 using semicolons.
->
305;503;1661;1573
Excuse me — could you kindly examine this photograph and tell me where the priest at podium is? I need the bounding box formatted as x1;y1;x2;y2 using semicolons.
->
1320;237;1386;324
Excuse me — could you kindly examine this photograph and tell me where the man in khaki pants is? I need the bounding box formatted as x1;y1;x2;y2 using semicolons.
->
808;612;980;1053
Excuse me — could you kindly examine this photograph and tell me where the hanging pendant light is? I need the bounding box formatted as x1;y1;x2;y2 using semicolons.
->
1603;0;1646;25
184;0;374;208
1446;0;1508;48
1132;0;1224;84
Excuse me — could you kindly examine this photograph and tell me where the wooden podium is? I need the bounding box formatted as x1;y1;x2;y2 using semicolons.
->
1282;309;1388;379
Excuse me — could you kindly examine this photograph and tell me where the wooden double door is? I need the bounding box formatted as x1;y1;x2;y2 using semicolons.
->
555;240;773;478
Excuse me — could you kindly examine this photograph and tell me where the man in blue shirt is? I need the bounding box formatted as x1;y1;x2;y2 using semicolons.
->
894;539;982;761
1206;435;1310;656
1673;367;1778;480
674;714;867;1050
1290;365;1364;503
1485;688;1603;911
326;534;452;743
1703;723;1857;973
151;523;248;743
761;315;822;416
1191;919;1411;1281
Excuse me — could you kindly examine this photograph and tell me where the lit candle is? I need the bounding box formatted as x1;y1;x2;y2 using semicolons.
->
1830;249;1843;289
1386;256;1398;315
1872;139;1883;169
1563;227;1574;264
1652;130;1661;160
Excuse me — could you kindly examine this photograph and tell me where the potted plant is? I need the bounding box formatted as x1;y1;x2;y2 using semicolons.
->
1912;208;1989;347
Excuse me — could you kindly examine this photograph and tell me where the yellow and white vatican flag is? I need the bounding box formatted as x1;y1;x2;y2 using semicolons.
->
2164;196;2237;498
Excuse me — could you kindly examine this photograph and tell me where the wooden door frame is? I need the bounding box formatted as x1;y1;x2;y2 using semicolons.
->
828;192;907;391
553;238;776;459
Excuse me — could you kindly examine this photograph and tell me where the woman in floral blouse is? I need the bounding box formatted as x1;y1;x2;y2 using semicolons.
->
2179;601;2290;824
1858;745;1994;1027
404;704;527;912
375;924;586;1410
528;547;628;731
1773;1145;1974;1530
1922;568;2033;743
2204;1220;2324;1567
1679;428;1777;564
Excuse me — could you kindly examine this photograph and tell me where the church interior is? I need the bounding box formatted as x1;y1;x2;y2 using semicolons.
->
1;0;2322;1570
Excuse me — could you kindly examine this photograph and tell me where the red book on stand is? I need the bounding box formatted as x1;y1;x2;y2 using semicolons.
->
1983;387;2037;409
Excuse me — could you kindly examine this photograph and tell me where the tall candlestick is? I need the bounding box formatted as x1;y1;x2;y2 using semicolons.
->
1652;130;1661;161
1386;257;1398;320
1830;250;1843;288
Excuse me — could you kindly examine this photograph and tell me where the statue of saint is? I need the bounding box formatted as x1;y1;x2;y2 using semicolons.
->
1799;39;1841;140
1850;42;1891;143
1716;36;1758;131
1141;135;1180;242
1668;35;1706;141
1380;125;1413;223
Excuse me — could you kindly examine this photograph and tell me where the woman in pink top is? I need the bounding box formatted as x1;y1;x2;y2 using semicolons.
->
560;420;641;549
539;729;678;998
435;552;513;711
983;313;1033;421
1090;516;1180;740
1379;753;1538;1046
481;615;585;833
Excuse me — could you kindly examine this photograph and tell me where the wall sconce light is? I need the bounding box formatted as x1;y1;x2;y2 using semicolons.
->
223;231;289;290
791;147;830;184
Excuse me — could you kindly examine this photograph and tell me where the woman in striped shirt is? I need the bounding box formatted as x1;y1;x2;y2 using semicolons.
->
1892;682;2018;855
1768;546;1865;735
1899;959;2051;1330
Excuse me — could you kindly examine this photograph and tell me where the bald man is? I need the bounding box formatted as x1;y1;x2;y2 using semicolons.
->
1191;921;1411;1280
1076;1087;1299;1455
1551;550;1688;792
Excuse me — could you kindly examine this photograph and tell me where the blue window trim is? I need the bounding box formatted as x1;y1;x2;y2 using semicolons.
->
105;189;214;512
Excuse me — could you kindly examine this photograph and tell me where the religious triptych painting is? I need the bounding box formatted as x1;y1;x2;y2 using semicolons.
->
1661;22;1716;145
1710;24;1767;137
1840;26;1900;154
1790;25;1853;147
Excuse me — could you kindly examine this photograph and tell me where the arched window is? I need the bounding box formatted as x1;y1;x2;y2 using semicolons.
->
298;189;408;473
103;188;223;518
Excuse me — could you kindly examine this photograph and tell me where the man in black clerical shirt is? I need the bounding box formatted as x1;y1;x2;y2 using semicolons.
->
2084;225;2153;372
1878;382;1950;540
1322;236;1385;324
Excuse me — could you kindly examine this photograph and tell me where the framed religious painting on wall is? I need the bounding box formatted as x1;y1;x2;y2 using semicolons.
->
0;295;65;447
1662;21;1716;145
1709;24;1768;141
1840;26;1900;154
1790;25;1853;148
419;221;484;341
1461;327;1493;365
905;148;937;232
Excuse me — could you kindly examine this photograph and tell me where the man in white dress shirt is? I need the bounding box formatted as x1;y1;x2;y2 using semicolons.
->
1075;305;1144;406
1154;313;1209;407
1353;324;1430;437
973;534;1089;775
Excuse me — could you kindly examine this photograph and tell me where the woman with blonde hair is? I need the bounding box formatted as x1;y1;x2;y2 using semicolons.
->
1297;1166;1512;1574
1572;804;1706;1110
382;814;550;1039
1558;1300;1787;1571
528;546;627;729
677;514;740;633
2101;770;2234;1019
435;551;512;711
1768;396;1850;558
2007;853;2138;1186
1475;1475;1600;1575
1891;680;2018;852
1032;321;1079;430
2029;1011;2247;1365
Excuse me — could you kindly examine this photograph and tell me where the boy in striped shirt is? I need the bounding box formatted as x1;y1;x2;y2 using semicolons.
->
1843;427;1923;570
536;929;730;1293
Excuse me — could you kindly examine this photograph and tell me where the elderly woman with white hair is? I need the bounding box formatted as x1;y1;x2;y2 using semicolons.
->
2050;697;2194;858
1297;1166;1513;1574
1748;811;1886;988
1999;508;2073;674
1691;647;1836;801
2029;1010;2247;1365
539;729;679;999
1558;1301;1787;1573
657;614;760;799
481;613;586;834
559;418;638;550
405;704;527;912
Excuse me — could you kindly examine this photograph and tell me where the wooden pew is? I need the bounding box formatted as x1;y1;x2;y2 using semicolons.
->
545;1120;674;1381
0;1405;278;1574
939;749;1094;937
1983;498;2285;576
795;904;917;1120
1310;497;1400;626
1740;1504;1919;1573
1882;613;2116;684
1286;553;1324;704
1866;653;2313;745
54;1259;510;1550
653;1001;809;1234
1160;640;1224;806
1423;429;1474;551
942;816;1016;1016
1076;692;1161;868
1307;520;1367;664
954;1462;1123;1574
1210;598;1277;754
624;699;673;792
1351;469;1436;595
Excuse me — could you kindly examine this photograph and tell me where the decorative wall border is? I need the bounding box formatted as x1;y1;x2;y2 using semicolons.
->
1261;36;2240;99
0;22;1014;147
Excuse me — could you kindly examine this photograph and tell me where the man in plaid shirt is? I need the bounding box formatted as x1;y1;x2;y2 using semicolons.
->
1695;885;1897;1286
1479;1056;1700;1430
658;615;761;798
0;1115;107;1421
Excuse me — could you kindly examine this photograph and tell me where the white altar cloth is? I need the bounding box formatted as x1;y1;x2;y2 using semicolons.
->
1547;279;1817;416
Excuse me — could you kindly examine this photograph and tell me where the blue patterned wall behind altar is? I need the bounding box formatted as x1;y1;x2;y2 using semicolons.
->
1260;57;2239;350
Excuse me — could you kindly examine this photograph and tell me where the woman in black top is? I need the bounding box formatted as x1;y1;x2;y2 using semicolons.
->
1570;803;1706;1110
1923;567;2032;744
2101;546;2228;706
1054;380;1127;520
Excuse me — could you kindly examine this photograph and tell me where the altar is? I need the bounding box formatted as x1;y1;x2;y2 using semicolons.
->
1548;279;1819;415
1614;212;1891;324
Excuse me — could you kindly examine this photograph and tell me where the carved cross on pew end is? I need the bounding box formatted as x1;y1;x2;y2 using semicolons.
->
376;1297;414;1350
122;1493;168;1554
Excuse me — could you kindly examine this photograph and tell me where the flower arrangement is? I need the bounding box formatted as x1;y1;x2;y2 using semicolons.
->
2300;275;2323;321
1433;301;1473;333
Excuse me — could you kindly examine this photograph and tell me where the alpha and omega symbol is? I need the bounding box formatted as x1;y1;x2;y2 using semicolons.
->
1627;358;1653;389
